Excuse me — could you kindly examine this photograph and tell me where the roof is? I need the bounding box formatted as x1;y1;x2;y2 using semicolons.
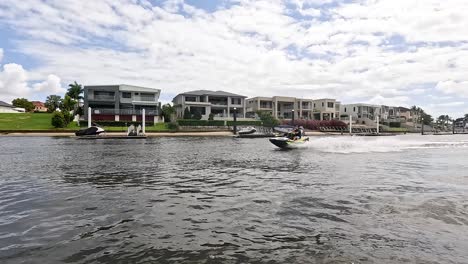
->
398;106;411;111
179;90;247;98
84;84;160;93
0;101;14;108
342;103;381;107
32;101;46;107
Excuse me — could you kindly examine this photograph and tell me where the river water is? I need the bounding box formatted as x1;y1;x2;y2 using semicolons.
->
0;135;467;263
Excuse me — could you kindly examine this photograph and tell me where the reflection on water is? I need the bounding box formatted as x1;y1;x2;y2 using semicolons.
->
0;135;467;263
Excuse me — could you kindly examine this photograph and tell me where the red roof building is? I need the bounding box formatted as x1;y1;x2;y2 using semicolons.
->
32;101;48;112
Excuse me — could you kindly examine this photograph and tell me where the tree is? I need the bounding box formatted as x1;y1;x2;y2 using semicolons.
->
161;104;175;122
257;111;279;127
51;111;66;128
66;81;84;100
192;109;202;120
45;95;62;112
11;98;34;112
208;113;214;121
465;113;468;120
421;112;433;125
60;95;77;112
183;107;191;119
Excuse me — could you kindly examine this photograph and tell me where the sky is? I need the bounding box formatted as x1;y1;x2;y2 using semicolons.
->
0;0;467;118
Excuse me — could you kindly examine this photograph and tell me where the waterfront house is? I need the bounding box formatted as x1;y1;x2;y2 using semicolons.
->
32;101;48;112
246;96;340;120
380;105;401;121
0;101;25;113
340;103;381;121
312;99;341;120
172;90;247;120
83;84;162;123
398;107;414;122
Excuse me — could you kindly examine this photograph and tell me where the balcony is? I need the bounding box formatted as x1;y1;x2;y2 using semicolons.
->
92;109;159;116
89;95;115;101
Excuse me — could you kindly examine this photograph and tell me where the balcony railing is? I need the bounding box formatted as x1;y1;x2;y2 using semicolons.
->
134;96;155;102
92;109;159;115
92;95;115;101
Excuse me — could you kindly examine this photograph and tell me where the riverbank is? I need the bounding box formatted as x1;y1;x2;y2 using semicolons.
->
0;131;334;137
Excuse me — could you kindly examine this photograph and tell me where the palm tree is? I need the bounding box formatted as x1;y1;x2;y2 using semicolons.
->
66;81;84;100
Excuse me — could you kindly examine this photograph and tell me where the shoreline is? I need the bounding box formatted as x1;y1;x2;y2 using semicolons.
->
0;131;336;137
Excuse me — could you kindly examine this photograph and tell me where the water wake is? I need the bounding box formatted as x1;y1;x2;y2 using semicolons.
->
303;135;468;153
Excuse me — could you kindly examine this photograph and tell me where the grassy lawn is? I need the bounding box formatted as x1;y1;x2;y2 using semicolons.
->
0;113;79;130
102;123;172;132
0;114;178;132
383;127;408;132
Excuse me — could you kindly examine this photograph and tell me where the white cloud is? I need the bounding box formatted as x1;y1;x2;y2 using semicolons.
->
367;95;410;107
0;0;467;116
33;74;65;94
435;80;468;98
0;63;31;102
0;60;64;103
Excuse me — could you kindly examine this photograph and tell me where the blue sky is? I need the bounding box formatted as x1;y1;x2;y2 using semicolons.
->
0;0;467;118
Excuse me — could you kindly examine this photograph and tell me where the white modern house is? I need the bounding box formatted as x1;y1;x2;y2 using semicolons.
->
340;103;381;121
83;84;162;123
0;101;25;113
172;90;247;120
246;96;340;120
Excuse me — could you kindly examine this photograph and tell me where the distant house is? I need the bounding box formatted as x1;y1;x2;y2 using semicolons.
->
173;90;247;120
83;84;162;123
246;96;340;120
0;101;25;113
32;101;48;112
398;107;413;122
340;103;381;121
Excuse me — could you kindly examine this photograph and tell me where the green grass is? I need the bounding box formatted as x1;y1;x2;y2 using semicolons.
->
0;113;175;132
0;113;79;130
383;127;408;132
102;123;172;132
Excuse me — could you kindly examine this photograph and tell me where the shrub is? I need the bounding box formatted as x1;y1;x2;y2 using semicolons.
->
62;111;74;125
177;120;225;126
183;107;191;119
282;119;347;130
51;111;66;128
167;122;179;130
208;113;214;121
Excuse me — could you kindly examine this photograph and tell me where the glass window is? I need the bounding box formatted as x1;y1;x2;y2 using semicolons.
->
185;96;196;102
122;92;131;98
327;102;334;108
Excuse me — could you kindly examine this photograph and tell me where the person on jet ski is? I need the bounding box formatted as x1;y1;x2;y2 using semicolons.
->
287;126;301;140
298;126;304;139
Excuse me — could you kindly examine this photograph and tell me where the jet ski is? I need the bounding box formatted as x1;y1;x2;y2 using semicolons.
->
238;126;257;135
75;125;105;136
269;136;309;149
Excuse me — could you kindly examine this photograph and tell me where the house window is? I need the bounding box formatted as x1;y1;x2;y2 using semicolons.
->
344;107;347;112
322;102;324;107
122;92;131;98
231;98;241;105
327;102;334;108
185;96;196;102
353;107;356;112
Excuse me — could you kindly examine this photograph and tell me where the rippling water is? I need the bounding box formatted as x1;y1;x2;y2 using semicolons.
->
0;134;467;263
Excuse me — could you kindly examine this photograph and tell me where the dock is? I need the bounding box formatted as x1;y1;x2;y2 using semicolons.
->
77;135;147;139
